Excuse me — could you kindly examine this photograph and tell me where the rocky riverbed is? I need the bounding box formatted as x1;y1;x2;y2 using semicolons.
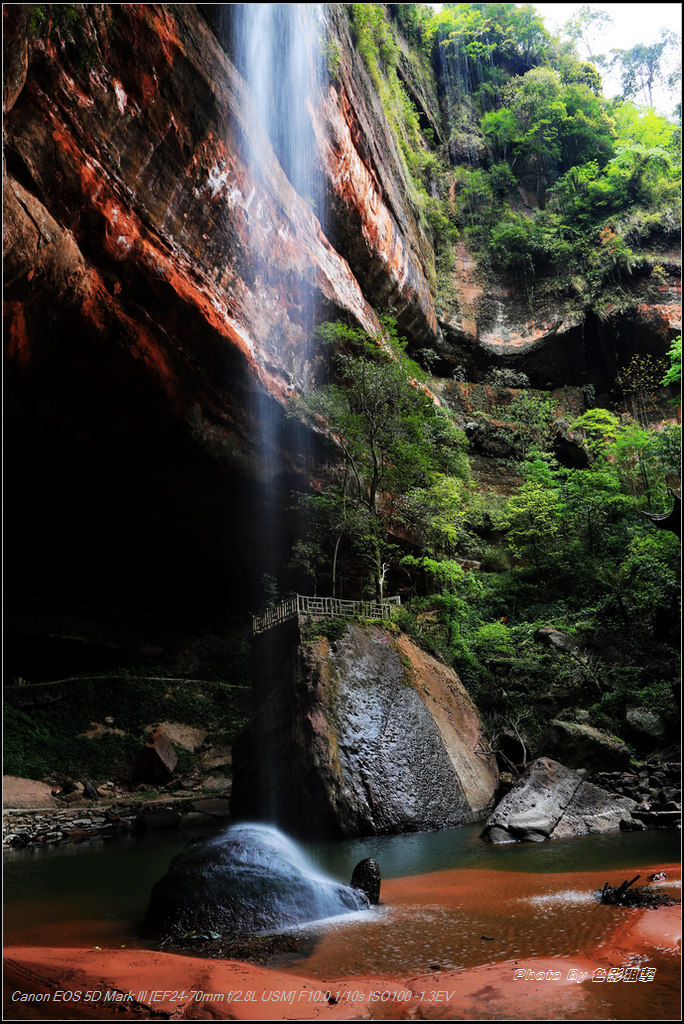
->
3;783;232;849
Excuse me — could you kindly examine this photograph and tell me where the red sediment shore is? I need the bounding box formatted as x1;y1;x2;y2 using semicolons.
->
4;863;680;1021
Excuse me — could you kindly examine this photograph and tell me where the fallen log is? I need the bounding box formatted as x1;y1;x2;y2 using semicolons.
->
600;875;640;904
599;874;680;908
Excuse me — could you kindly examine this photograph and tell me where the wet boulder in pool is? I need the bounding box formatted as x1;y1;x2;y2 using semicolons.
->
350;857;381;905
143;823;369;937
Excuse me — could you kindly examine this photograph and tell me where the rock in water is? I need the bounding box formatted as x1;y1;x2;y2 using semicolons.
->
143;824;369;938
350;858;381;905
481;758;637;843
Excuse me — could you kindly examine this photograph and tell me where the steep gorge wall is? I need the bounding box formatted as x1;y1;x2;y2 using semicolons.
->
3;4;436;610
3;4;680;613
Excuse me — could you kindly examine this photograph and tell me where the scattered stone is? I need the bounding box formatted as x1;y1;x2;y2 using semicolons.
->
533;627;573;652
82;780;100;801
619;818;645;831
58;791;85;805
155;721;208;753
200;748;232;770
57;777;78;795
79;722;126;740
201;775;231;794
625;707;667;743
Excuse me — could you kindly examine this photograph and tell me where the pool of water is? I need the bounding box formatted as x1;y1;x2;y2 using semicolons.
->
3;823;680;940
305;823;682;880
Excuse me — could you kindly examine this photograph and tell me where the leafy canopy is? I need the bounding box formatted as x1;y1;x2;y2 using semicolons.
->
291;318;465;598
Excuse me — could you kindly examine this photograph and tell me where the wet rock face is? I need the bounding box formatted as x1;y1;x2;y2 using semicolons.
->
143;823;368;938
439;256;680;389
231;623;498;839
481;758;636;843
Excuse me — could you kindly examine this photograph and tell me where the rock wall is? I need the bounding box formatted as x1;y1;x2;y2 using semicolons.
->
1;5;441;610
3;5;680;611
231;623;498;838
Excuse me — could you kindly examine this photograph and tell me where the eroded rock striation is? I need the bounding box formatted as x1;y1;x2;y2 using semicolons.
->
231;622;499;838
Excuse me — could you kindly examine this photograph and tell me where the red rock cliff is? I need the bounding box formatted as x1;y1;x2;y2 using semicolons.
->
3;4;438;608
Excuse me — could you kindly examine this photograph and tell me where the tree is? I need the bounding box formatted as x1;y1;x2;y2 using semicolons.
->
615;354;669;427
292;319;463;600
611;30;680;108
506;480;562;571
561;5;613;65
661;335;681;390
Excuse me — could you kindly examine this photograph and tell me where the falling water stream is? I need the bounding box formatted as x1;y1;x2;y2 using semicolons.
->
3;9;681;1021
230;3;325;594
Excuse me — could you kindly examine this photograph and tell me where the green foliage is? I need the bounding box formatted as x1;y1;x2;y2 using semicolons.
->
470;620;516;662
615;354;670;427
301;616;350;646
506;480;562;569
495;390;556;459
26;4;98;74
283;10;681;750
388;382;679;738
4;671;252;783
571;407;620;450
350;2;430;209
291;318;464;599
323;37;342;81
610;30;681;109
486;367;530;388
661;335;681;389
344;3;679;305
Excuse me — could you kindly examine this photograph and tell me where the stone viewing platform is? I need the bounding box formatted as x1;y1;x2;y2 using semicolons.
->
251;594;401;635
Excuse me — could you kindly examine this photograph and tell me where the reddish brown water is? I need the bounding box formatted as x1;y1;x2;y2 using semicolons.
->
3;831;681;1020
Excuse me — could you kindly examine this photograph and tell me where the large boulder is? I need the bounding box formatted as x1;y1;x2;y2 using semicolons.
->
481;757;636;843
134;728;178;785
539;719;631;772
624;707;668;744
143;823;368;938
231;623;498;838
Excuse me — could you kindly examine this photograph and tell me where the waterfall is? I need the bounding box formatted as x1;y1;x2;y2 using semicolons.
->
228;3;326;602
231;4;324;214
144;823;369;937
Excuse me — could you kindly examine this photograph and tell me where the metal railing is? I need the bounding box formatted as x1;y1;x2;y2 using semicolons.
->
252;594;401;635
